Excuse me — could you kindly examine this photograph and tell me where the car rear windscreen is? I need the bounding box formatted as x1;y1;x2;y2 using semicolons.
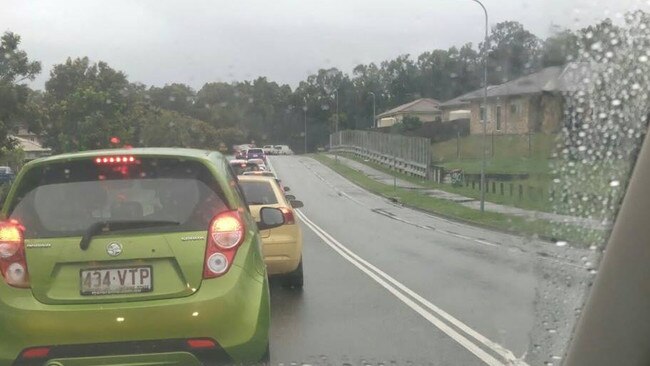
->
239;181;278;205
9;157;229;238
248;149;263;154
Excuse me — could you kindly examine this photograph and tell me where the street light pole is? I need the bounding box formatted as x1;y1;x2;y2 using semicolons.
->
334;89;339;162
368;91;376;128
472;0;489;213
335;89;339;132
303;103;308;154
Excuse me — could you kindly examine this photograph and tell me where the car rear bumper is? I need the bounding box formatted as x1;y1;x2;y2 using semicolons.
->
263;236;302;275
12;340;230;366
0;266;269;366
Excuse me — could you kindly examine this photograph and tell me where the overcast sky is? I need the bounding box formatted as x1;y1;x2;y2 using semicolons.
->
2;0;647;90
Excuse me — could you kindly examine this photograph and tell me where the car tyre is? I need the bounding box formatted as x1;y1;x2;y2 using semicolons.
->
281;258;303;289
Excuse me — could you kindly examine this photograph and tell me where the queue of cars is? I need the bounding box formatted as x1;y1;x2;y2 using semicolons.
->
228;150;304;288
0;147;302;365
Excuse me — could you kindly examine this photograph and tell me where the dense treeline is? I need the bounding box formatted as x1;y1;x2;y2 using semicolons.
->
0;13;645;156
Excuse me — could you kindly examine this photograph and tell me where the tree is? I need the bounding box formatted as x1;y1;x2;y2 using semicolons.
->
481;21;541;84
140;109;219;149
148;83;196;115
541;27;579;66
43;57;133;152
0;32;41;153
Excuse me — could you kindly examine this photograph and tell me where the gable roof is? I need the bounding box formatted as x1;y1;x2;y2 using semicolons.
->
462;66;564;101
376;98;441;119
542;62;594;93
12;136;51;153
438;86;499;108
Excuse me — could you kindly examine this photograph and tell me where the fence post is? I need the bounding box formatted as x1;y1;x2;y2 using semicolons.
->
491;132;495;157
528;132;532;157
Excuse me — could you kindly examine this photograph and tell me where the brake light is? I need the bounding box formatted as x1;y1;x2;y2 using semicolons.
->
280;207;295;225
187;338;217;349
20;347;50;359
0;220;29;288
203;211;245;279
94;156;136;164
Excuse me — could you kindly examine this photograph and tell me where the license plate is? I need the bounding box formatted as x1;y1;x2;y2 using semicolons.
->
80;266;153;296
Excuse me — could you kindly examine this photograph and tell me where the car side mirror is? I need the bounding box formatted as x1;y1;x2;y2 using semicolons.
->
283;186;290;192
290;200;304;209
257;207;285;230
285;194;296;200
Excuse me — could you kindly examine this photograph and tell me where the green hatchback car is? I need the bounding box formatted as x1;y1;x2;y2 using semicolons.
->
0;148;282;366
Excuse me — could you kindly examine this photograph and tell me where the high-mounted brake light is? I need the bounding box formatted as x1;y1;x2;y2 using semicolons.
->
94;156;136;164
203;211;245;279
0;220;29;288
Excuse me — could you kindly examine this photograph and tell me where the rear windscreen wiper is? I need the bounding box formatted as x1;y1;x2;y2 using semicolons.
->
79;220;180;250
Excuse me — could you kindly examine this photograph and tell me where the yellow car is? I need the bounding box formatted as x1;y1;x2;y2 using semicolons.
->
237;175;304;288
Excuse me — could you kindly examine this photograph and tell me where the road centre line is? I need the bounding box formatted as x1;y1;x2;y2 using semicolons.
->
295;210;528;366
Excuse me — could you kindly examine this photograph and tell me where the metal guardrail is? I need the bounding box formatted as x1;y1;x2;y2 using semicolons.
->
330;130;431;179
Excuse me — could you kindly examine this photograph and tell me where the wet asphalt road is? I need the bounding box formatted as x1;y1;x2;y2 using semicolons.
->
266;156;599;366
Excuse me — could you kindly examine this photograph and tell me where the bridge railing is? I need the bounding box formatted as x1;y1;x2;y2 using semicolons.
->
330;130;432;179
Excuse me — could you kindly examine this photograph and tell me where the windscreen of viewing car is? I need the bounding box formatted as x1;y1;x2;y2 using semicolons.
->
239;181;279;205
9;158;228;238
3;0;650;364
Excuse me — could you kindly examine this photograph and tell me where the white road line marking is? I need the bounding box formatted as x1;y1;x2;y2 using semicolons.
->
288;157;587;273
475;239;499;247
296;210;528;366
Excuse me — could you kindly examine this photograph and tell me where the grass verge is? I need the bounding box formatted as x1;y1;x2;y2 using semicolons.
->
312;153;605;247
338;152;555;213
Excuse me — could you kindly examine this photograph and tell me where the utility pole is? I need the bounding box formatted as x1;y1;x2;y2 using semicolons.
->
334;89;339;163
368;92;376;128
472;0;489;213
303;98;308;154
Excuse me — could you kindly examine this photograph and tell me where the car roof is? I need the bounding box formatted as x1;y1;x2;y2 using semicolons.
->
237;175;277;183
26;147;222;167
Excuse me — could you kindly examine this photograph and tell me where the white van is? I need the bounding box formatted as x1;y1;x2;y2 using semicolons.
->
273;145;294;155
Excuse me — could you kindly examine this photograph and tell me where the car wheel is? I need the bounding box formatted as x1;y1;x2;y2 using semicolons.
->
281;258;303;289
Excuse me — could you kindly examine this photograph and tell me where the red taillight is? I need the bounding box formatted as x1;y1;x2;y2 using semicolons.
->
187;338;217;349
0;220;29;288
20;347;50;359
203;210;245;279
94;156;136;164
280;207;295;225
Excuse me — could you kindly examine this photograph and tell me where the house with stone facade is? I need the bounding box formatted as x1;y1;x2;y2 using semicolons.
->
440;65;585;135
464;66;565;135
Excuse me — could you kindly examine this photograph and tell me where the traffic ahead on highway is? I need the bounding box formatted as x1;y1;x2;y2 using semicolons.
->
0;1;649;366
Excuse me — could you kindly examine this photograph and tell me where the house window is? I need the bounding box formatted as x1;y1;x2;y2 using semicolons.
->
510;102;519;117
480;105;486;123
496;106;502;130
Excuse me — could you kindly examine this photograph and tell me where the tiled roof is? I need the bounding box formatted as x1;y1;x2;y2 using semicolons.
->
376;98;441;118
11;136;51;153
